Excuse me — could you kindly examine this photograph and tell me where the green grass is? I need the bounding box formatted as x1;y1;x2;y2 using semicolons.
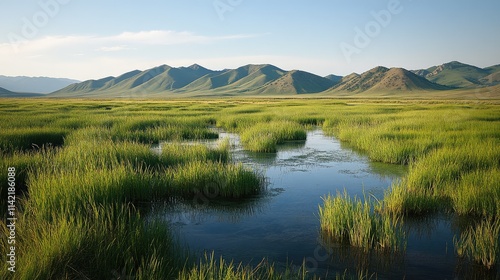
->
0;127;68;151
161;139;230;166
319;191;406;253
167;161;263;199
1;203;181;279
0;98;498;276
240;120;307;153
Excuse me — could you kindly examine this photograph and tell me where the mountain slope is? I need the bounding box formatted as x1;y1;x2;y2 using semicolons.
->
52;64;216;96
259;70;335;94
324;74;342;85
412;61;500;88
371;68;450;91
0;76;80;93
0;86;43;97
48;61;500;97
0;87;14;96
331;67;450;93
333;66;389;92
181;64;286;93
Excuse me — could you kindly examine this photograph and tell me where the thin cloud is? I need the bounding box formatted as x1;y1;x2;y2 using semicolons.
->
98;45;133;52
0;30;264;55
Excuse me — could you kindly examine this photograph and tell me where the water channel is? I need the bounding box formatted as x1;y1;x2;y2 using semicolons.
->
148;130;496;279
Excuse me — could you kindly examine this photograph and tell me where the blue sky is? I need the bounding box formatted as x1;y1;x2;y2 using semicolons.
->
1;0;499;80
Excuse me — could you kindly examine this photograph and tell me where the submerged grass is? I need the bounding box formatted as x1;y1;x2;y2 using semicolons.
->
454;218;500;269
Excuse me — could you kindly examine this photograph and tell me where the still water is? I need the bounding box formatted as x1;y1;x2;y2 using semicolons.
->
148;130;497;279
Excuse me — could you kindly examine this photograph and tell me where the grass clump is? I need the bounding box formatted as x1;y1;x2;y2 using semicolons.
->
168;161;263;199
383;141;500;216
240;121;307;153
319;191;405;253
454;218;500;269
0;127;67;151
161;140;230;166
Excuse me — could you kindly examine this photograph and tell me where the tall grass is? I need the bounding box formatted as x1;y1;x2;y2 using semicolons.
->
240;121;307;153
383;141;500;216
319;191;405;253
161;139;230;166
167;161;263;199
112;116;218;143
1;99;499;275
1;203;181;279
0;127;67;151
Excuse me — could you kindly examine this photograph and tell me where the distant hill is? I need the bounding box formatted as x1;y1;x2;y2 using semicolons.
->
0;86;13;95
0;75;80;93
330;67;450;94
0;86;43;97
52;64;336;96
324;74;342;84
48;61;500;97
411;61;500;88
181;64;286;93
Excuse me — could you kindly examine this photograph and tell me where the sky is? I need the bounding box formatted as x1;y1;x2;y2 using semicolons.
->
1;0;499;81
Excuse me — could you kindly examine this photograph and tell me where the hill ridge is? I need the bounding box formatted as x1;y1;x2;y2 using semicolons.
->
49;61;500;97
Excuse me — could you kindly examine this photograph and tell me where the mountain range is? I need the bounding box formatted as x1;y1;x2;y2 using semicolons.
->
0;76;80;94
2;61;499;97
411;61;500;88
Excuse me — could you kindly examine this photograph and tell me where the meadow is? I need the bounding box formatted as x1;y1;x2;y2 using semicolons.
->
0;98;499;279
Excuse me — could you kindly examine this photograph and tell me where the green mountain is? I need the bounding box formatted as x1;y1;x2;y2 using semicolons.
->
258;70;335;94
412;61;500;88
324;74;342;84
49;61;500;97
332;66;389;92
330;67;449;93
370;68;450;92
53;64;321;96
180;64;286;93
52;64;217;97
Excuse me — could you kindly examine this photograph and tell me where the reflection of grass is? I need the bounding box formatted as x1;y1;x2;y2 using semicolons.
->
319;191;405;253
454;218;500;269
